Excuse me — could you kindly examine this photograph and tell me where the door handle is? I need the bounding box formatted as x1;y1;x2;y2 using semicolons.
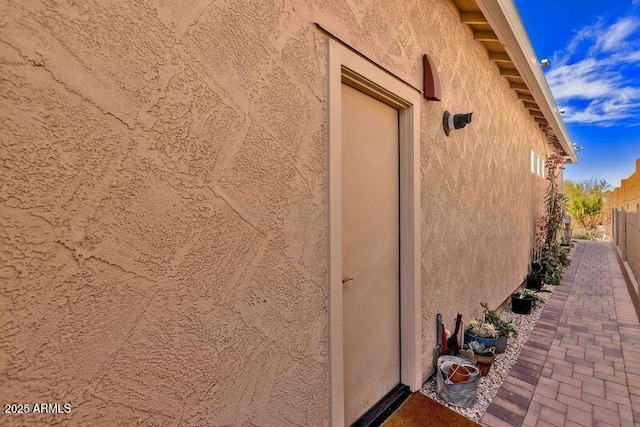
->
342;277;353;284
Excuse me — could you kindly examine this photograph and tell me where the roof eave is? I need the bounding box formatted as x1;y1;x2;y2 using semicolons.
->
475;0;578;164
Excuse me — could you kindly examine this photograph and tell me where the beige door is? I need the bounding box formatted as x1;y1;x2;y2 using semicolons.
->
341;83;400;425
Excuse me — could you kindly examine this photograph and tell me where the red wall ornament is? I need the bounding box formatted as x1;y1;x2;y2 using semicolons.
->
423;54;441;101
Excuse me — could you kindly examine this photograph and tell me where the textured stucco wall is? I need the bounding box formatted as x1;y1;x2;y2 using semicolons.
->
1;0;554;425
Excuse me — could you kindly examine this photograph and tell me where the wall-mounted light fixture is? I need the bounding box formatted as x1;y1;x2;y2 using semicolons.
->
443;111;473;136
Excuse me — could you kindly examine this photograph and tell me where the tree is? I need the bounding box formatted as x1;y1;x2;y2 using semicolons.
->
563;177;612;230
570;196;604;229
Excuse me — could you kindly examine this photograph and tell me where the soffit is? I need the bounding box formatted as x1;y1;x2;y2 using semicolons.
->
451;0;577;163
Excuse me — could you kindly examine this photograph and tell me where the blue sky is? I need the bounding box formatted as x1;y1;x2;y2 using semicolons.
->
514;0;640;188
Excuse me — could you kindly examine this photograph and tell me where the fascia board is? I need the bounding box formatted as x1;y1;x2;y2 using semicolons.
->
475;0;578;163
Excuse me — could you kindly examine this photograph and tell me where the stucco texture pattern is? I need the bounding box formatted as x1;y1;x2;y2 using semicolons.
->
1;0;555;425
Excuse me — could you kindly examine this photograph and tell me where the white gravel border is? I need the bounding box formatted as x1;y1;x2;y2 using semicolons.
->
420;283;555;422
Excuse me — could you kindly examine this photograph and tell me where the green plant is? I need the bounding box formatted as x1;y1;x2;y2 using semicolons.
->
467;302;498;338
527;269;543;284
564;177;612;230
481;303;518;338
468;340;494;356
573;229;596;240
570;196;604;229
544;264;562;285
558;246;570;267
532;212;546;263
513;289;550;306
467;319;498;338
541;242;570;285
544;154;569;251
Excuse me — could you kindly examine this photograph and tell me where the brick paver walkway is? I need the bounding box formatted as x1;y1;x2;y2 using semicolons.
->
482;241;640;427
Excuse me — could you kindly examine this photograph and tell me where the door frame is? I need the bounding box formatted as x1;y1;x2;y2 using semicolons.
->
328;39;422;426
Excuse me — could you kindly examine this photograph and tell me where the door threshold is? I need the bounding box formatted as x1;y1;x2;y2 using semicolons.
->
351;384;411;427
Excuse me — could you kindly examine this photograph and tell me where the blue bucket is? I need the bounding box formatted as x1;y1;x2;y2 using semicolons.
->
464;331;498;349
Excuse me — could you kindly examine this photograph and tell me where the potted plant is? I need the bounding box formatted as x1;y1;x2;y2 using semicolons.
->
482;304;518;354
468;341;495;376
544;263;562;285
525;270;543;290
511;289;549;314
530;260;545;278
464;316;499;349
541;242;571;285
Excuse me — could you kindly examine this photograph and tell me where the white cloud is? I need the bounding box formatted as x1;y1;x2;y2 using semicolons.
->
610;49;640;63
595;16;640;51
560;87;640;125
546;58;619;100
552;22;598;66
547;14;640;126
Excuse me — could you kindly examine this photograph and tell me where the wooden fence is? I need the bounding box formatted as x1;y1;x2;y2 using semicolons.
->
613;210;640;296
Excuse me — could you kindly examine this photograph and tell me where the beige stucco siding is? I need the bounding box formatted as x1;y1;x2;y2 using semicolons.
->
1;0;554;425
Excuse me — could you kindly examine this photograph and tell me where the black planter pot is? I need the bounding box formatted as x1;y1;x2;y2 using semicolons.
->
526;274;543;290
511;295;534;315
531;261;546;276
494;334;508;354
